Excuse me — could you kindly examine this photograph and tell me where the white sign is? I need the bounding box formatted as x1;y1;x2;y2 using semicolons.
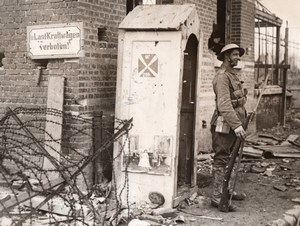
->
27;22;84;59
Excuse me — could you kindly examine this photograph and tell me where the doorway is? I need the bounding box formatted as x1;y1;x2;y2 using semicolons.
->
177;34;198;190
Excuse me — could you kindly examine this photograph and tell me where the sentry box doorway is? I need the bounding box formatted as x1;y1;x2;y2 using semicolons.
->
114;4;202;208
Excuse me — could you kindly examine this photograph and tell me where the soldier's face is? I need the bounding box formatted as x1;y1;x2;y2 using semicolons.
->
228;49;241;67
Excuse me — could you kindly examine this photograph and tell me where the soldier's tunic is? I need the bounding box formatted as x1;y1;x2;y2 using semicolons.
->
210;63;247;168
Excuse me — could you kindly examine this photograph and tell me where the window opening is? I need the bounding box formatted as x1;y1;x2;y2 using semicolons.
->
126;0;142;14
0;52;4;68
156;0;173;3
208;0;227;55
36;59;49;68
255;0;283;86
98;27;108;42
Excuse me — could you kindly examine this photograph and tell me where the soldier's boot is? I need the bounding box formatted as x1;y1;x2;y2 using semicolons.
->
211;167;237;211
229;166;246;201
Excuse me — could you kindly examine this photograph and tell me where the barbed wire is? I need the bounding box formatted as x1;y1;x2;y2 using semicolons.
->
0;107;133;226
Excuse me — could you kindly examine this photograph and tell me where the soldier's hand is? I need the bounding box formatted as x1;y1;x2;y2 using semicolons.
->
234;125;246;140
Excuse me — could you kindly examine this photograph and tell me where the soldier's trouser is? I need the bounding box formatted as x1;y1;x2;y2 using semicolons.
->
212;166;224;199
212;166;239;198
211;125;237;198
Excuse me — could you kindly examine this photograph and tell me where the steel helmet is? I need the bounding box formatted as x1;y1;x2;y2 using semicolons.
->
217;43;245;61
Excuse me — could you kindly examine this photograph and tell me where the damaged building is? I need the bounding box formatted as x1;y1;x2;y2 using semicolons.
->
0;0;296;224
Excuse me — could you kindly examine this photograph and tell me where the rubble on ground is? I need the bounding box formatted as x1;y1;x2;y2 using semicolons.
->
0;175;126;226
0;111;299;225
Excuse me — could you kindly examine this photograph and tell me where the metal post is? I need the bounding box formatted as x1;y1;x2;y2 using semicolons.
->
257;19;261;81
281;22;288;126
275;26;280;85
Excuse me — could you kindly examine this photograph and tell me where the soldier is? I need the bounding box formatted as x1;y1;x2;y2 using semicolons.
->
210;43;247;211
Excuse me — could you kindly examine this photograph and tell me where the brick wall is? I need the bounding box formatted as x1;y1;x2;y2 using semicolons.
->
173;0;256;152
173;0;218;152
74;0;127;114
74;0;127;182
0;0;127;185
231;0;255;62
231;0;256;133
0;0;257;177
0;0;80;114
0;0;126;113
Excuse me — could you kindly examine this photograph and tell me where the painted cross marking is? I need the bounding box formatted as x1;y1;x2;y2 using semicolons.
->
138;54;158;77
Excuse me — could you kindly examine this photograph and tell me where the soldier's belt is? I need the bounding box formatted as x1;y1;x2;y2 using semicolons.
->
231;97;246;108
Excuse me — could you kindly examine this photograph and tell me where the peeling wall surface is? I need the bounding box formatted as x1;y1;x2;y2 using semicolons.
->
257;94;282;130
256;86;292;129
115;29;184;207
113;4;208;208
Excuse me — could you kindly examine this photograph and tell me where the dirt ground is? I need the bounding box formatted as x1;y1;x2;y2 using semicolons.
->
176;110;300;226
177;158;300;226
0;111;300;226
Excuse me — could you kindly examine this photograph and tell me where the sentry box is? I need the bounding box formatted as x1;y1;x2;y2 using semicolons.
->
114;4;202;208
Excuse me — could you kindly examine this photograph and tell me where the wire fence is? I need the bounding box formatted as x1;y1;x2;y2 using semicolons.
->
0;107;133;226
254;22;300;86
287;40;300;86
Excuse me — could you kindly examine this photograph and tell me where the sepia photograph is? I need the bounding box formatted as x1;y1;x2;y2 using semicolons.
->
0;0;300;225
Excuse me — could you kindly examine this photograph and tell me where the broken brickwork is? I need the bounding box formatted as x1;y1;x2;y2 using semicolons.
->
174;0;256;149
0;0;257;180
0;0;127;182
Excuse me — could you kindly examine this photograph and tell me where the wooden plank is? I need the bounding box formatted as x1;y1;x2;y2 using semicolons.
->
256;145;300;152
289;140;300;148
0;177;65;214
24;196;72;216
43;76;65;179
258;133;284;142
255;21;275;28
281;135;299;146
271;153;300;158
243;146;263;158
256;137;279;145
256;145;300;158
254;64;290;69
255;9;282;27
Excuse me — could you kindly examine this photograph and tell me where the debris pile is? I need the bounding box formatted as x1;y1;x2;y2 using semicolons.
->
0;171;130;226
0;107;134;226
125;192;222;226
237;132;300;196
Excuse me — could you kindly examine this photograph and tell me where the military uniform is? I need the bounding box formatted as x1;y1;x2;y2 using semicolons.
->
210;63;247;201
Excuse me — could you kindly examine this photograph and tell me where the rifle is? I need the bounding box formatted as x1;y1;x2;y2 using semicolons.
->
218;73;270;212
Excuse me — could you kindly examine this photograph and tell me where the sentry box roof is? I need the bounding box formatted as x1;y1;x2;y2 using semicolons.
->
119;4;197;31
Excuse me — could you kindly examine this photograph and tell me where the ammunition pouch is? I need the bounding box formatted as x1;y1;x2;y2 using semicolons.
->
231;96;246;108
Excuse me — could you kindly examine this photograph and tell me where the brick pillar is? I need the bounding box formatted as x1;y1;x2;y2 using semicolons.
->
231;0;256;133
231;0;255;62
